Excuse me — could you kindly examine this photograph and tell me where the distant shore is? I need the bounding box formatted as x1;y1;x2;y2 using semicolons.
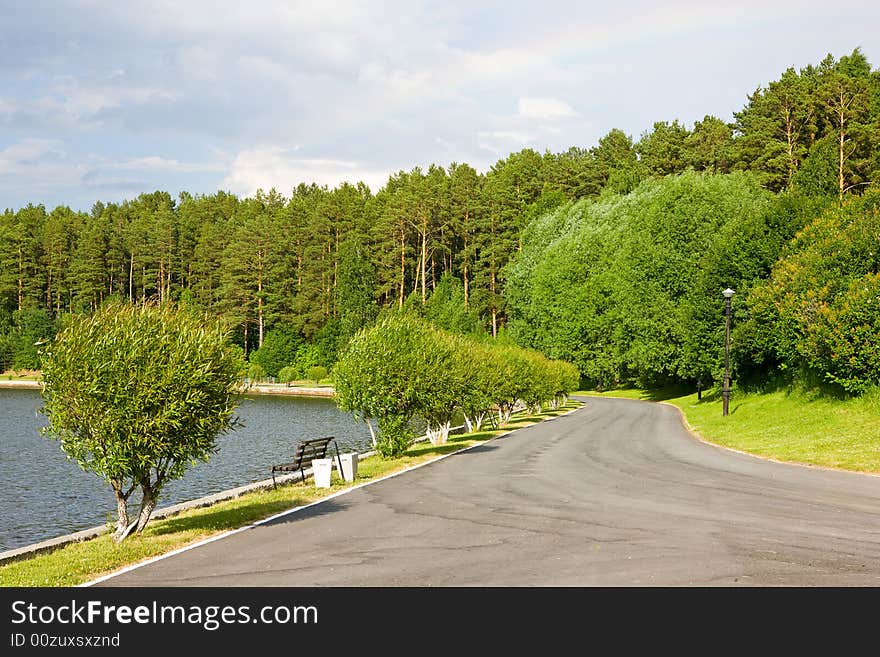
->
243;383;335;398
0;379;41;389
0;378;335;397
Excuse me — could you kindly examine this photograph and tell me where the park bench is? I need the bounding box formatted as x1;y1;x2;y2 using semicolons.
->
271;436;342;489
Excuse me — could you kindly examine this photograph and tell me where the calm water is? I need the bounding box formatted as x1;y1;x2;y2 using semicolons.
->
0;388;375;552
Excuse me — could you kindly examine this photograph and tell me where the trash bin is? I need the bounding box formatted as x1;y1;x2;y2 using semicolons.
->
339;452;358;483
311;458;332;488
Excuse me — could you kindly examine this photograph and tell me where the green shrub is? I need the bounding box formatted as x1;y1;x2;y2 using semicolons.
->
277;365;298;383
306;365;328;385
376;415;414;458
246;362;266;382
39;302;241;542
249;327;303;377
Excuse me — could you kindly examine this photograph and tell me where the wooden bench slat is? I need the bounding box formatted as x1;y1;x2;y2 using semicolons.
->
270;436;341;488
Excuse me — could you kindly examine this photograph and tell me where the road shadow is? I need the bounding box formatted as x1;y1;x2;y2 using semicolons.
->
259;498;348;528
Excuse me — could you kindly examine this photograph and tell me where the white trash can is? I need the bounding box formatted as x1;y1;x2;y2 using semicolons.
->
311;458;332;488
339;452;358;483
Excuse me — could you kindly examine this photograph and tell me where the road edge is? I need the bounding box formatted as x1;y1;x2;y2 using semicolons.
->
81;404;583;587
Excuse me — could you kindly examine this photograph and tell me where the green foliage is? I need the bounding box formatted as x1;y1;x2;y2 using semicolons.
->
39;302;242;540
333;313;434;456
246;362;267;382
1;46;878;396
291;342;321;378
507;171;779;389
334;311;577;453
249;326;303;377
375;415;415;458
277;365;299;383
336;237;379;345
790;137;838;197
312;319;343;369
807;273;880;393
9;307;55;369
422;272;484;337
306;365;328;385
0;332;13;371
741;191;880;392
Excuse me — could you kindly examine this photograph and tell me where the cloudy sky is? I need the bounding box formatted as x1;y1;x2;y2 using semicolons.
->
1;0;878;211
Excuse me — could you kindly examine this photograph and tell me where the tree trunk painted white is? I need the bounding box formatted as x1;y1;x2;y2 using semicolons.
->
111;481;130;542
426;421;451;446
134;484;158;534
464;412;484;433
365;418;377;448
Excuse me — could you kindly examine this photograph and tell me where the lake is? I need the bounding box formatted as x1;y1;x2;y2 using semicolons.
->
0;388;375;553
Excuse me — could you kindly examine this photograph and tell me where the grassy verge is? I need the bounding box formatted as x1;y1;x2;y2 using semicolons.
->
577;388;880;473
1;369;41;381
0;402;580;587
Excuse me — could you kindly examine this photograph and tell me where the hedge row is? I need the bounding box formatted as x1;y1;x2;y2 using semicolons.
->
332;313;579;456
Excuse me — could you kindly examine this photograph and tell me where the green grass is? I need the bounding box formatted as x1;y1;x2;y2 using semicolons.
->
1;370;41;381
577;387;880;473
0;401;581;587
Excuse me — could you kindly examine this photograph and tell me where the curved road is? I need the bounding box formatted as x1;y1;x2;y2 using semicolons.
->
97;397;880;586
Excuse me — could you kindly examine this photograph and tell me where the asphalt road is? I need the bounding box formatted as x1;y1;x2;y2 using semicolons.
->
97;396;880;586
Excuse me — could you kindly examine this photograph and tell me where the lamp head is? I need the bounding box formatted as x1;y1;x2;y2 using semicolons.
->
722;288;735;299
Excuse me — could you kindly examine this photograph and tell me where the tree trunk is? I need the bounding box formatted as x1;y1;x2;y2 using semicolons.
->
257;264;264;350
426;422;450;446
462;215;470;308
110;480;130;542
399;228;406;309
46;266;52;312
365;419;377;448
838;107;845;202
17;246;23;311
490;270;497;338
784;105;796;185
421;222;427;303
134;483;158;534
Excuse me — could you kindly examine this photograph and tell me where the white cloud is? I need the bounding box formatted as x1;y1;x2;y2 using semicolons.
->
222;146;391;195
518;97;578;120
0;139;65;168
0;139;92;198
110;156;226;173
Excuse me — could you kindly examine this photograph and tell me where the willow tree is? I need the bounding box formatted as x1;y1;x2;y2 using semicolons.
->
40;302;242;542
332;312;431;456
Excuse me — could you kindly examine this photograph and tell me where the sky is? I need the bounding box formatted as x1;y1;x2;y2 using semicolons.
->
1;0;879;211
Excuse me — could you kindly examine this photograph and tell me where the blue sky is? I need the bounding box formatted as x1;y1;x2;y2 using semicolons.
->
1;0;878;211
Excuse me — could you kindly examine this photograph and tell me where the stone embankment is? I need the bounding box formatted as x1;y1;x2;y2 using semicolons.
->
0;379;41;389
0;379;336;396
243;383;335;397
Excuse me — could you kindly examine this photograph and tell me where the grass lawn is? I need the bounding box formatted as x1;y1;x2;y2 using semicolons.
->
578;387;880;473
1;369;41;381
0;401;580;587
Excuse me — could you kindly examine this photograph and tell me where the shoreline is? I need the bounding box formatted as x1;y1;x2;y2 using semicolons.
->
0;422;474;565
0;379;336;397
243;383;335;398
0;379;41;389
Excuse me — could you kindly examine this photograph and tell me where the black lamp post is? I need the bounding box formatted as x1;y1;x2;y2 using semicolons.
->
722;288;735;416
